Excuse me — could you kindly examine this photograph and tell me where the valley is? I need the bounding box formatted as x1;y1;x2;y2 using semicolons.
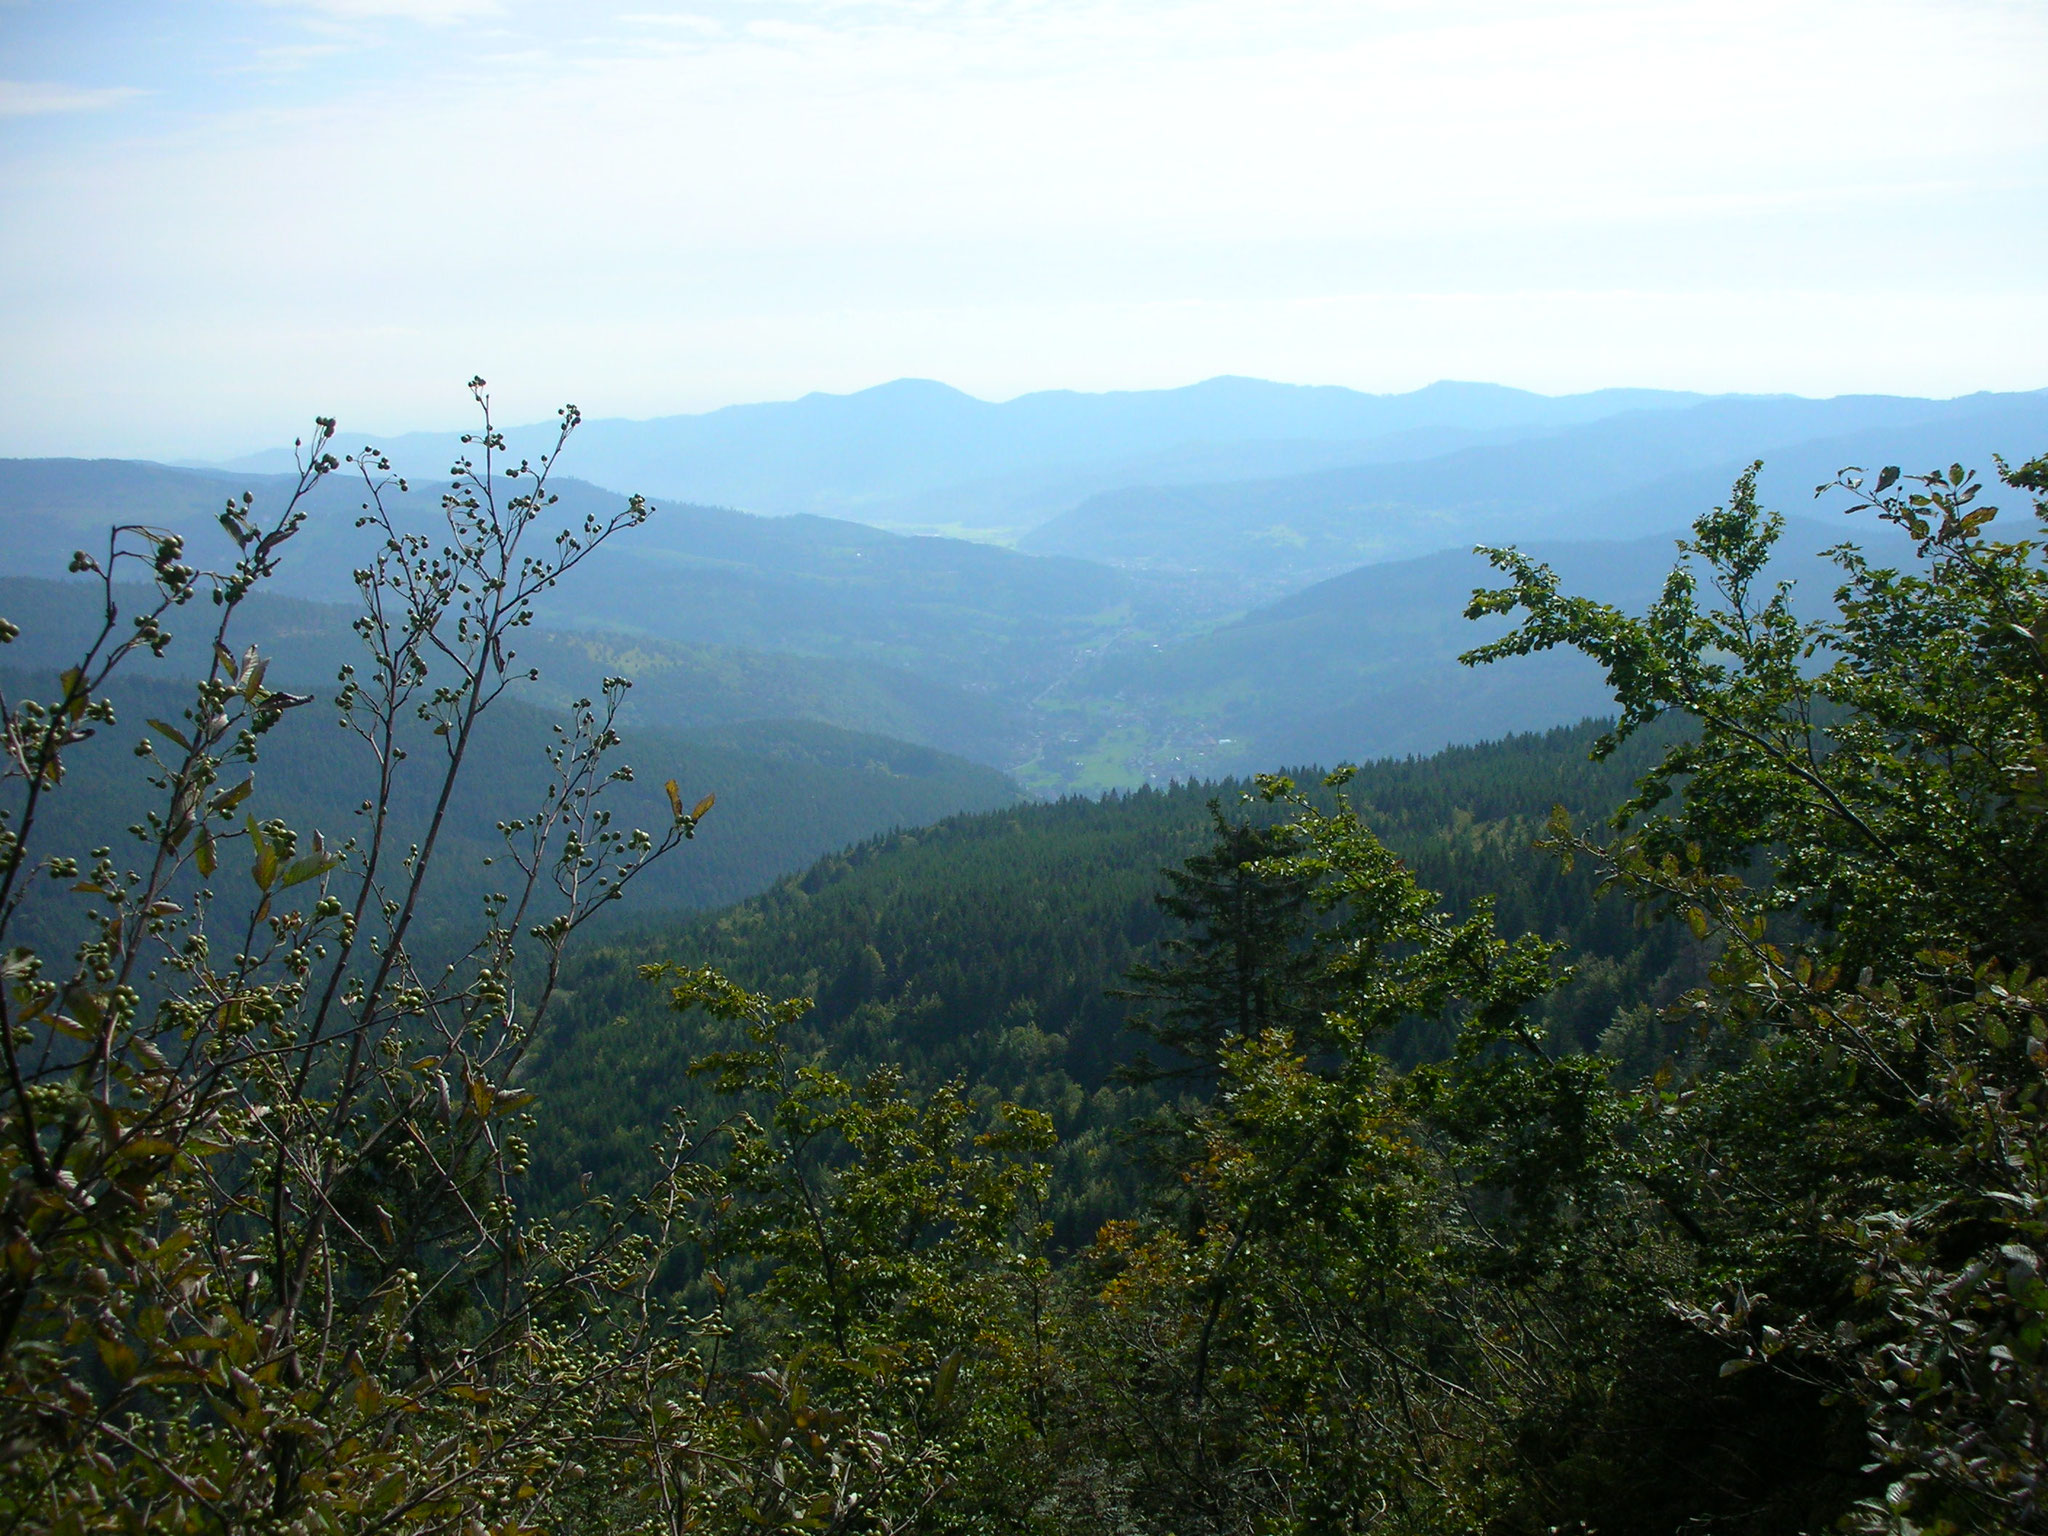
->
11;376;2041;796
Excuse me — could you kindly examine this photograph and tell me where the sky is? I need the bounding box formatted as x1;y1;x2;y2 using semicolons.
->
0;0;2043;459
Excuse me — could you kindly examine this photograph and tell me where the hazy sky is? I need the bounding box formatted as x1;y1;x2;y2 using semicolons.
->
2;0;2043;457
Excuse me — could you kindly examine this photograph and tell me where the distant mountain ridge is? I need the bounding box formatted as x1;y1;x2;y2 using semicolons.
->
193;377;2043;556
1019;388;2048;587
204;376;1719;531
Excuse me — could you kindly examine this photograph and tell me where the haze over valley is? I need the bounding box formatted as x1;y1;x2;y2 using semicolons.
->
10;374;2044;799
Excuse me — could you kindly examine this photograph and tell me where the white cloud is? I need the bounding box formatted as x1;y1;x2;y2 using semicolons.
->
0;80;144;117
254;0;502;21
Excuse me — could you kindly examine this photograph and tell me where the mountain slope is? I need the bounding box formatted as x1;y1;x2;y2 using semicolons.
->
5;658;1023;962
1030;516;1850;786
530;719;1699;1240
0;575;1026;766
0;459;1216;710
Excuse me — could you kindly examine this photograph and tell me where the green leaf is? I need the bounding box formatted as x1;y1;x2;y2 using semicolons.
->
146;718;193;753
248;815;278;890
280;851;342;889
96;1336;139;1385
209;776;254;815
931;1349;962;1411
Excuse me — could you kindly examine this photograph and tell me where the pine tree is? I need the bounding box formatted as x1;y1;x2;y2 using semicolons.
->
1117;801;1325;1093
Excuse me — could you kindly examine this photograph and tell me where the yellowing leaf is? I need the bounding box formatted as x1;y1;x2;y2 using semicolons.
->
96;1336;139;1385
209;776;254;815
248;815;278;890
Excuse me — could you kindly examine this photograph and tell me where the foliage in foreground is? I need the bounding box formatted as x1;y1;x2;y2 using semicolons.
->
1031;454;2048;1535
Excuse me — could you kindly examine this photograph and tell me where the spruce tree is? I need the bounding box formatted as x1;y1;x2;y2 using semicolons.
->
1117;801;1324;1093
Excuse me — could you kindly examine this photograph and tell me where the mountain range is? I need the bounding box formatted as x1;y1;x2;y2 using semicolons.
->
10;374;2045;805
205;376;1717;535
1019;389;2048;587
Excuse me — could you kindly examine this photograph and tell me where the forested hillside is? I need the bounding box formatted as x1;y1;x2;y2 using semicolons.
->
6;0;2042;1514
0;664;1017;962
0;575;1024;765
0;462;1214;704
1032;517;1847;783
527;719;1698;1245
